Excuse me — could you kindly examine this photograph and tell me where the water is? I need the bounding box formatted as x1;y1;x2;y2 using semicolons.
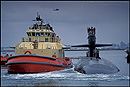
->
1;50;129;86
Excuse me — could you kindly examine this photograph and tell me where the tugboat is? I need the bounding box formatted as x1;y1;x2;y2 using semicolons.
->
5;12;72;74
1;54;8;65
1;53;12;65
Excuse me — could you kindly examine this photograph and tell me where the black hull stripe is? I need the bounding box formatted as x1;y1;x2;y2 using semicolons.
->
1;60;7;62
7;54;56;60
5;61;72;68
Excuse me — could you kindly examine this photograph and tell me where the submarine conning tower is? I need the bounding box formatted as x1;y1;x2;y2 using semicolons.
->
87;27;96;57
71;27;112;58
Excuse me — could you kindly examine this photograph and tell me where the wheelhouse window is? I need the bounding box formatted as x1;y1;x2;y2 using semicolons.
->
41;33;44;36
45;33;48;36
32;32;35;36
45;38;48;42
50;38;53;42
36;33;40;36
48;33;50;36
52;33;55;37
27;32;31;36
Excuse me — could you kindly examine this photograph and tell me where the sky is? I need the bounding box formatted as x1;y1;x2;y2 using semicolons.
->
1;1;129;47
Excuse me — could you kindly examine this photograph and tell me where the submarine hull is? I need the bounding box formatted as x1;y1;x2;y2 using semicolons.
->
74;58;119;74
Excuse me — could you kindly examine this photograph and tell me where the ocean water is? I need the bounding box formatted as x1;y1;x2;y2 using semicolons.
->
1;50;129;86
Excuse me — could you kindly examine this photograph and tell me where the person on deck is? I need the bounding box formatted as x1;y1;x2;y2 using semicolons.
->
96;49;100;58
88;27;91;34
93;27;96;35
90;27;93;34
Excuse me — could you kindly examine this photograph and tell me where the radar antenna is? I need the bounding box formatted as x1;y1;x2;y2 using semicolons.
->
33;12;43;22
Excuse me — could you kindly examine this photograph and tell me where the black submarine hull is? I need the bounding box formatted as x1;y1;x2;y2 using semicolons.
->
74;58;120;74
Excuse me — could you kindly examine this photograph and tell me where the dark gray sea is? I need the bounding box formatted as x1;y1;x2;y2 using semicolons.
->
1;50;129;86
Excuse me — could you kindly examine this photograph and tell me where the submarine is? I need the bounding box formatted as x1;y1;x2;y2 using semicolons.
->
71;27;120;74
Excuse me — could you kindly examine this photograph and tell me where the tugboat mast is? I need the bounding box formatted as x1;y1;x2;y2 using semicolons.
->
33;12;44;24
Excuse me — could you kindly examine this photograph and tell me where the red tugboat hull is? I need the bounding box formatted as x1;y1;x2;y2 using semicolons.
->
1;61;7;65
1;56;7;65
5;54;73;74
